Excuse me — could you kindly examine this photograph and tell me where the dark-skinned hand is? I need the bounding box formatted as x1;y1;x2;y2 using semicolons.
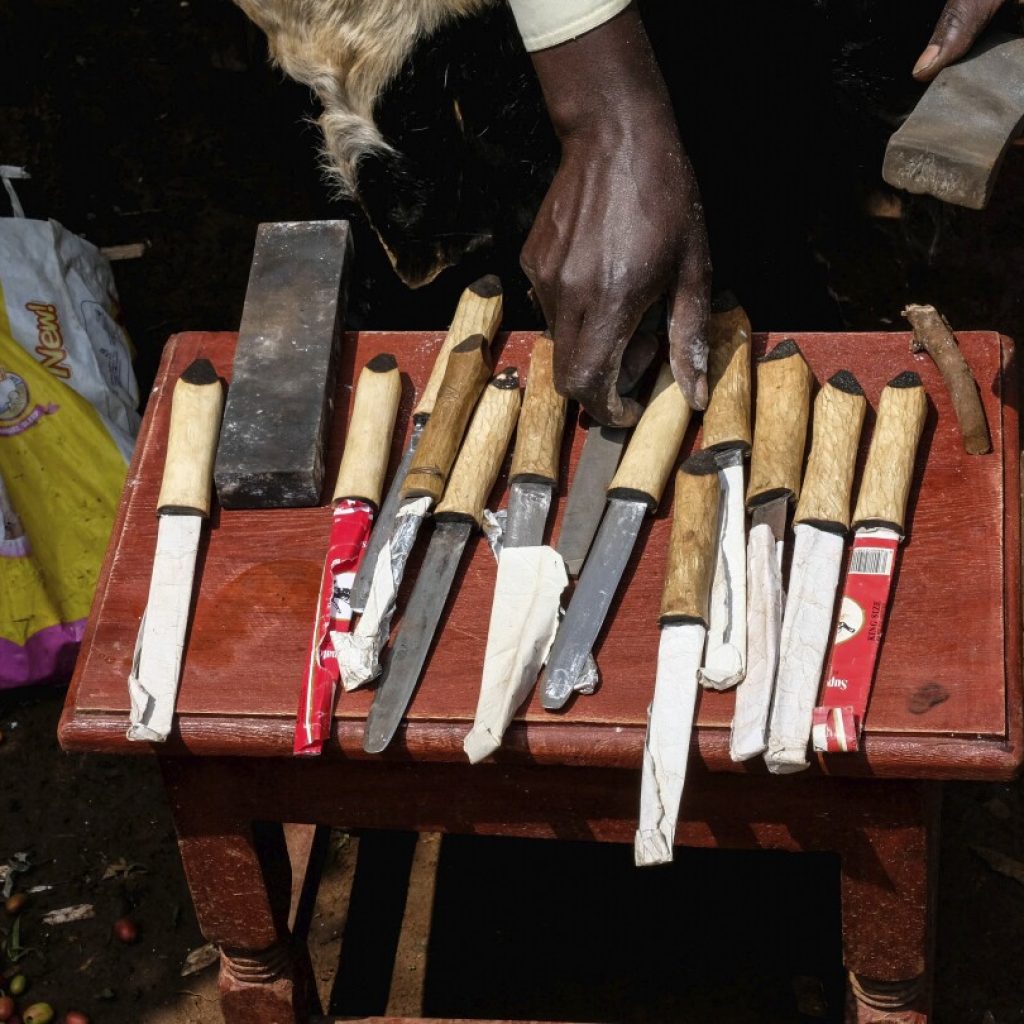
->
520;4;711;427
914;0;1006;80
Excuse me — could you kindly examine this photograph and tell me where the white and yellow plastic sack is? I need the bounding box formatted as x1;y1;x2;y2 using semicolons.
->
1;179;139;688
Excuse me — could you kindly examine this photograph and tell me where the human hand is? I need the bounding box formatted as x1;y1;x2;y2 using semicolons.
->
520;5;710;427
913;0;1006;81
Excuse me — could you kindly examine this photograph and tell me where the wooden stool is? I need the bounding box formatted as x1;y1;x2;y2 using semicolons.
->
60;329;1022;1024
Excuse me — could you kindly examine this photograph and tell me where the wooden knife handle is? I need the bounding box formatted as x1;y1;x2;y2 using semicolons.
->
852;371;927;533
607;363;693;510
331;353;401;508
746;339;813;507
701;299;752;452
509;333;567;486
413;275;503;419
402;335;492;503
660;452;721;624
158;358;224;516
794;371;867;531
435;369;521;526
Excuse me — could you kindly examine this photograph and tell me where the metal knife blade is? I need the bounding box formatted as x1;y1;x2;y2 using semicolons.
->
542;497;647;709
634;621;706;866
364;519;473;753
729;495;787;762
764;522;845;774
127;514;202;742
349;418;423;612
504;480;553;549
555;419;628;575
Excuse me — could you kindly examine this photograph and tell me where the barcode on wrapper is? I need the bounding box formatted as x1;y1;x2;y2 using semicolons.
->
849;546;894;576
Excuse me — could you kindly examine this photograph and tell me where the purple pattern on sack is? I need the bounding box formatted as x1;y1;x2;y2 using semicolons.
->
0;618;85;689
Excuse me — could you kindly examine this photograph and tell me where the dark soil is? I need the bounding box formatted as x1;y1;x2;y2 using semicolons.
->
2;2;1024;1022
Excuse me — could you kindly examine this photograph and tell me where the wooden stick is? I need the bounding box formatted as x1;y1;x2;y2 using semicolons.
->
903;303;990;455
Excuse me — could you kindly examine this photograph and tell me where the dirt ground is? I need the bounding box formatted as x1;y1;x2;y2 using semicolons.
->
4;1;1024;1022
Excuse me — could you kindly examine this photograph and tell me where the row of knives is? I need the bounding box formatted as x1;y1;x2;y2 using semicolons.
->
127;275;928;869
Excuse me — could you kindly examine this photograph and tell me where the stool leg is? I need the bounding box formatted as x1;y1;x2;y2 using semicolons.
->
839;782;939;1024
161;759;308;1024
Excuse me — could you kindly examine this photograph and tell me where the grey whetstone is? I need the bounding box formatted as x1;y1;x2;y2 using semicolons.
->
883;32;1024;210
214;220;352;508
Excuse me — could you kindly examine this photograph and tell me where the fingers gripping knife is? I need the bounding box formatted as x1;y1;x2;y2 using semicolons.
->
635;453;720;867
364;369;522;753
541;363;693;710
349;275;503;613
334;335;492;688
729;340;813;761
813;372;927;753
697;296;752;690
465;335;569;763
128;359;224;742
294;354;401;755
764;371;867;774
553;302;665;576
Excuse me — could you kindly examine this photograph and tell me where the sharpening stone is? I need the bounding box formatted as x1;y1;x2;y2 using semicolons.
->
883;32;1024;210
214;220;352;508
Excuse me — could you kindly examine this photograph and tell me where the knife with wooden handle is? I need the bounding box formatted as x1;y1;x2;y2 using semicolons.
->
350;275;503;611
365;369;522;753
128;358;224;742
464;337;570;762
334;335;492;688
635;452;720;866
553;300;665;578
765;370;868;773
729;340;813;762
542;363;693;709
503;333;568;547
813;371;927;753
698;295;752;691
296;353;401;755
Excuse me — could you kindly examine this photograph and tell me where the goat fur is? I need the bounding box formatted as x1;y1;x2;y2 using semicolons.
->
233;0;492;196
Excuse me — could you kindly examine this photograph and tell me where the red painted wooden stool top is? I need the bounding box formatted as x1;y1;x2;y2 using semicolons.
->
60;330;1022;780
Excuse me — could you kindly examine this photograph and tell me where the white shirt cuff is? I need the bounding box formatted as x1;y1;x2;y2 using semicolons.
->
507;0;632;52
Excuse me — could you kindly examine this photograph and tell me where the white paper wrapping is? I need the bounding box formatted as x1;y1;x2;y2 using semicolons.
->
699;461;747;690
127;514;202;742
464;546;568;763
730;522;783;761
334;497;431;690
764;523;844;774
635;623;706;866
